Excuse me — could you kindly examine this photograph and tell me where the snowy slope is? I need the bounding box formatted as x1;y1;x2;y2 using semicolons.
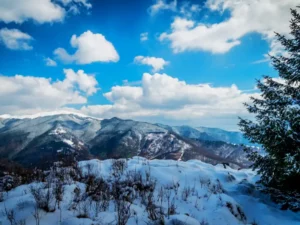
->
0;158;299;225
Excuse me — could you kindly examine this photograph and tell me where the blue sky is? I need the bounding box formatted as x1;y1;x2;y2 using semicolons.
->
0;0;297;130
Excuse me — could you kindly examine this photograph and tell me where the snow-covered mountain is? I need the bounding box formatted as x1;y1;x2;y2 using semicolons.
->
0;113;255;168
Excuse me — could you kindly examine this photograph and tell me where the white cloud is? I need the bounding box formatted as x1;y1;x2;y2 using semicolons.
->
0;0;65;23
80;73;258;130
0;70;258;130
251;58;269;65
134;56;169;72
0;0;92;24
140;32;148;41
148;0;177;16
179;2;201;17
57;0;92;15
122;80;142;86
160;0;298;54
0;28;33;50
0;69;98;115
58;0;92;8
45;57;57;67
54;30;119;64
56;69;99;96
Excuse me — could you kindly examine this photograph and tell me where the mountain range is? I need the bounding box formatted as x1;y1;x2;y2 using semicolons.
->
0;112;258;169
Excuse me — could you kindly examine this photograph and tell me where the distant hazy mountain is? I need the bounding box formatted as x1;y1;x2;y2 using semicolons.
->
0;113;256;168
157;124;252;145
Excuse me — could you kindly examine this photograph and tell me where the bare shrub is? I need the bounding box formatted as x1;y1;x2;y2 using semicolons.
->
0;191;3;202
2;205;16;225
164;186;177;218
199;177;210;189
146;192;162;221
236;205;246;222
225;202;246;222
69;185;82;210
226;173;236;182
208;179;224;195
29;184;55;212
115;200;131;225
76;199;91;218
168;197;177;216
53;180;64;209
112;159;128;177
88;177;110;214
2;205;27;225
32;205;42;225
173;181;180;196
181;186;191;201
165;187;172;218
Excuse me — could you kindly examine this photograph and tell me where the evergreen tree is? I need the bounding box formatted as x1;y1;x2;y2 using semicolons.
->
239;8;300;197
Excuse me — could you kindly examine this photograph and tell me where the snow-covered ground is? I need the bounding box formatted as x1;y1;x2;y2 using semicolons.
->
0;157;299;225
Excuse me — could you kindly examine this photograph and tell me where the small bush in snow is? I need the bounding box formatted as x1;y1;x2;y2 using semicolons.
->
226;173;236;182
112;159;128;176
30;184;55;212
76;199;91;219
2;206;17;225
53;180;64;210
225;202;246;222
2;205;27;225
146;192;163;221
181;186;191;201
199;177;210;189
115;199;131;225
0;192;3;202
32;205;42;225
208;179;224;195
168;198;177;216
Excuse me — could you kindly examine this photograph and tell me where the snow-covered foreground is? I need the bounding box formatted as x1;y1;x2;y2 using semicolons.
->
0;157;299;225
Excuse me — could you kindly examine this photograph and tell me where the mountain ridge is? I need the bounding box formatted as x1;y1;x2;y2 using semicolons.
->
0;113;255;169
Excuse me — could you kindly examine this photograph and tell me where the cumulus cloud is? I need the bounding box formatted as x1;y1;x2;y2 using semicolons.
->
0;28;33;50
80;73;258;130
140;32;148;41
148;0;177;16
160;0;298;55
134;56;169;72
54;30;119;64
0;0;65;24
0;0;92;24
0;69;98;115
57;69;99;96
0;70;257;130
45;57;57;67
